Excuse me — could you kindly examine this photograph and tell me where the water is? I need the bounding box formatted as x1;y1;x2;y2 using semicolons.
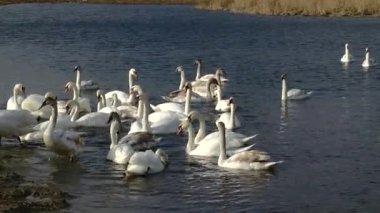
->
0;3;380;212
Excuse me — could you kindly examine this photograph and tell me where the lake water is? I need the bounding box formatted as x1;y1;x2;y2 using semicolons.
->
0;3;380;212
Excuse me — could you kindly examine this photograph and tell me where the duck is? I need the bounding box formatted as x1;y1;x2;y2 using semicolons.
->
362;47;376;68
217;121;282;170
340;43;354;63
105;68;138;105
64;81;91;113
281;73;312;101
126;148;169;176
194;59;228;82
177;116;255;157
73;65;99;94
39;92;83;161
6;83;25;110
216;97;241;130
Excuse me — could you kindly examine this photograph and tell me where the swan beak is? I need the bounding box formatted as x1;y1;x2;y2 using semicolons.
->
176;125;184;136
21;86;26;95
97;95;101;102
65;105;71;114
39;100;48;110
64;85;69;93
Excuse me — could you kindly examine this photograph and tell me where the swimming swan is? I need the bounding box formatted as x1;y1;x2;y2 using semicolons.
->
74;65;99;94
6;83;25;110
194;59;228;82
126;148;169;176
362;47;376;68
217;121;282;170
340;43;354;63
216;97;241;130
105;68;138;105
65;81;91;113
39;92;83;161
281;73;312;101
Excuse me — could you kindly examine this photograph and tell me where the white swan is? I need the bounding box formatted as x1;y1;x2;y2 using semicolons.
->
214;80;230;112
217;121;282;170
106;112;135;164
281;73;312;101
177;116;255;157
340;43;354;63
21;93;52;120
66;100;110;127
105;68;138;105
65;81;91;113
74;65;99;93
6;83;25;110
216;97;241;130
126;149;169;176
194;59;228;82
187;111;256;146
0;109;38;142
362;47;376;68
39;92;83;161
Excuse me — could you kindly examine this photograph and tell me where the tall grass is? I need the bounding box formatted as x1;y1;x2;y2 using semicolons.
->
196;0;380;16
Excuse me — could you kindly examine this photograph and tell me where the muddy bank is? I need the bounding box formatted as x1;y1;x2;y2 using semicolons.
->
0;164;71;212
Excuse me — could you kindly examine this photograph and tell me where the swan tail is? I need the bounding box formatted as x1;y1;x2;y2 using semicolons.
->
161;96;171;102
227;144;255;155
150;104;158;112
242;134;259;143
252;160;284;170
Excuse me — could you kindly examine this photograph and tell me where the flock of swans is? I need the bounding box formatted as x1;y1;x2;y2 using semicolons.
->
0;59;318;177
341;43;377;67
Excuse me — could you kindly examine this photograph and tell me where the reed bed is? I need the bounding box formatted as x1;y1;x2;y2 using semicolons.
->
196;0;380;16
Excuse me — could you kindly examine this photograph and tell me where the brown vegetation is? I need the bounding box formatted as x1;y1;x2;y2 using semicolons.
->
196;0;380;16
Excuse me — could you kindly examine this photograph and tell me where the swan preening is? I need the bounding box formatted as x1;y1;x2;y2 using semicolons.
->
341;43;354;63
281;73;312;101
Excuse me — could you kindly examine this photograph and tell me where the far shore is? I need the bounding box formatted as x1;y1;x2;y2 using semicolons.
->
1;0;380;17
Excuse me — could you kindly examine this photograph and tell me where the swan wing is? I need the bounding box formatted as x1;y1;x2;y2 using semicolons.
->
76;112;109;127
287;89;312;100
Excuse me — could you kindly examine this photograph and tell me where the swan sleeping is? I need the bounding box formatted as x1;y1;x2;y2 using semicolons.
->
362;47;376;68
6;83;25;110
281;73;312;101
177;115;255;157
126;148;169;176
194;59;228;82
0;109;38;143
74;65;99;93
216;121;282;170
216;97;241;130
105;68;138;105
340;43;354;63
39;92;83;161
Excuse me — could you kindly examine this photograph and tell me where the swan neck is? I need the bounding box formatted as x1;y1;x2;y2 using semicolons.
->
207;81;213;99
216;85;222;101
345;46;349;55
366;52;370;61
76;70;81;91
218;125;227;164
179;71;186;90
281;79;287;101
185;122;196;154
13;89;21;109
136;99;144;119
195;63;201;80
128;72;134;91
126;91;135;104
70;102;80;122
184;88;191;115
110;121;119;149
142;100;151;132
47;104;58;133
230;103;235;128
72;84;79;100
194;117;206;143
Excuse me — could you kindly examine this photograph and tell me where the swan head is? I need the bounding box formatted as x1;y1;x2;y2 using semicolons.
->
40;92;57;109
194;59;202;65
65;100;79;114
156;149;169;166
281;73;288;80
188;111;200;121
216;121;226;131
96;89;104;101
129;68;138;79
107;111;122;125
227;97;234;106
365;47;370;53
345;43;349;49
73;65;81;72
64;81;76;92
176;66;184;73
184;81;192;90
14;83;25;96
216;68;226;77
177;116;191;135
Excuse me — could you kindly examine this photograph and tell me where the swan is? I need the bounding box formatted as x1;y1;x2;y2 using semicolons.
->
217;121;282;170
362;47;376;68
177;116;255;157
216;97;241;130
105;68;138;105
126;149;169;176
6;83;25;110
65;81;91;113
340;43;354;63
187;111;257;146
194;59;228;82
214;80;230;112
21;93;52;120
106;112;135;164
39;92;83;161
108;112;158;151
281;73;312;101
129;87;188;135
74;65;99;94
66;100;110;127
0;109;38;143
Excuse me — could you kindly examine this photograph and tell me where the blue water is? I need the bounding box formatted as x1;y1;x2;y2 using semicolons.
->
0;3;380;212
